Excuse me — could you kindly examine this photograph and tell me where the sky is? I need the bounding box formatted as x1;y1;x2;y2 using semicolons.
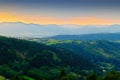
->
0;0;120;25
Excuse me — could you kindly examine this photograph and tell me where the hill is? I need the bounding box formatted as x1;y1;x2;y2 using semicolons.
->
45;33;120;40
0;36;96;80
39;39;120;72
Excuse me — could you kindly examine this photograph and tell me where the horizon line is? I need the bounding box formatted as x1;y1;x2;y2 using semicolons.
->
0;21;120;27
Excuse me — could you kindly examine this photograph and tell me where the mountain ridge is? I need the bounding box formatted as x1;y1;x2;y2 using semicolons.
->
45;33;120;40
0;22;120;38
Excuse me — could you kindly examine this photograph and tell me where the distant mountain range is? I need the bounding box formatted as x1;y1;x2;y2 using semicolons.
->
0;22;120;38
45;33;120;40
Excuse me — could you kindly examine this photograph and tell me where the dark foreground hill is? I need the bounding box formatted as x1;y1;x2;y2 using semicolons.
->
0;36;96;80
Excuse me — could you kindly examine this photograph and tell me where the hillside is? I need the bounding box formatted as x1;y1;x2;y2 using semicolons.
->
39;39;120;72
45;33;120;40
0;36;96;80
1;36;120;80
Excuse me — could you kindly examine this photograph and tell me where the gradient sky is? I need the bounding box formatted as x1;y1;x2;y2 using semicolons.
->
0;0;120;25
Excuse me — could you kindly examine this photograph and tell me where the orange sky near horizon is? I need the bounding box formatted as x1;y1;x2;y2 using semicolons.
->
0;12;120;25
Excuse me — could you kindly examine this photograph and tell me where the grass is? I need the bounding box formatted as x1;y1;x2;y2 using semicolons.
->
0;75;6;80
45;40;81;45
22;76;35;80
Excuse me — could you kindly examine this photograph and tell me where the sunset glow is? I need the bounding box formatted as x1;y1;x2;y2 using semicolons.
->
0;0;120;37
0;12;120;25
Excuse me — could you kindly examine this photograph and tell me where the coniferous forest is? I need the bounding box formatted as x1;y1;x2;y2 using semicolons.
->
0;36;120;80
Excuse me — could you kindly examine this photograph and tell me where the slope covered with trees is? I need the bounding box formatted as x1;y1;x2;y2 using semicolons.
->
0;36;96;80
40;40;120;73
1;36;120;80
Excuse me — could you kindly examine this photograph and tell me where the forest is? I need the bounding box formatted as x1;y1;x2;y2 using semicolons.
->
0;36;120;80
